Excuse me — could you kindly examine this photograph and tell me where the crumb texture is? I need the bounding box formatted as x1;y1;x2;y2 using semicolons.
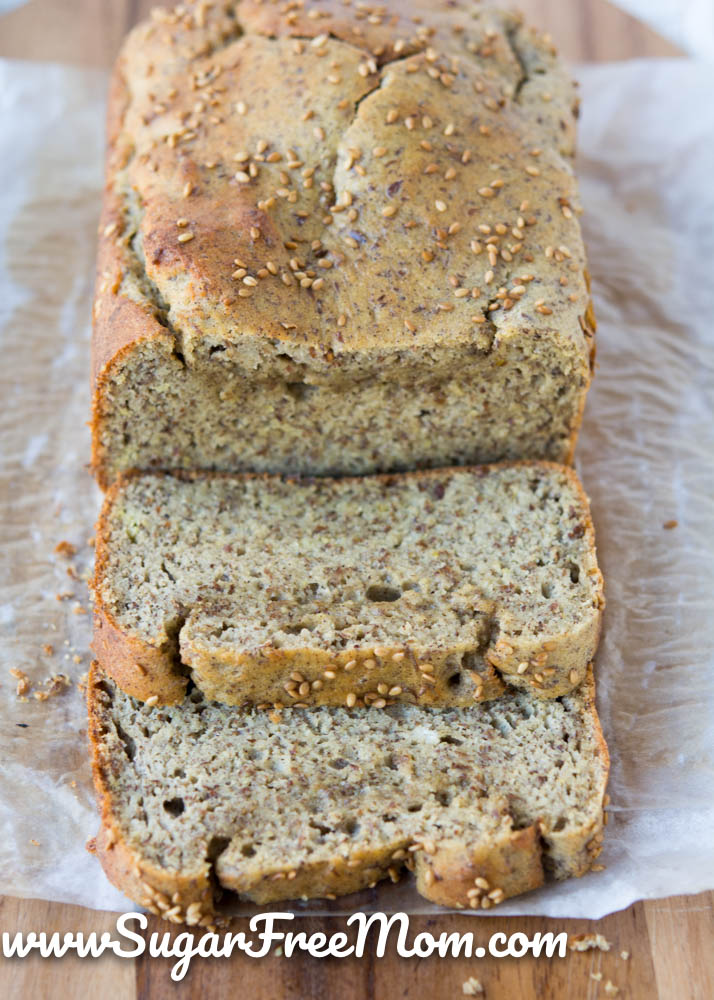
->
93;464;603;705
90;664;608;912
92;0;594;486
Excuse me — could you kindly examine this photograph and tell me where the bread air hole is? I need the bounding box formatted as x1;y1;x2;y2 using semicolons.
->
241;844;256;857
163;797;185;817
440;734;463;746
541;582;553;599
285;381;317;402
365;584;402;602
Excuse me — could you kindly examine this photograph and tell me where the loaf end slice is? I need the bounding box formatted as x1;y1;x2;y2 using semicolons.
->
88;662;608;922
92;0;595;489
92;463;604;708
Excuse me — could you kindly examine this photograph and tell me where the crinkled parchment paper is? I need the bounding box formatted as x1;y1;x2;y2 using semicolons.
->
0;57;712;920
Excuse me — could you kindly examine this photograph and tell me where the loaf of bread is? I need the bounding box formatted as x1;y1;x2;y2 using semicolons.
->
92;463;604;707
87;662;608;922
91;0;595;489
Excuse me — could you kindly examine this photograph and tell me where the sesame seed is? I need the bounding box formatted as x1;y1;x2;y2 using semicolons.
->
345;692;357;707
525;165;540;177
145;695;159;707
382;205;398;218
234;170;250;183
177;232;194;243
372;145;387;157
435;200;447;212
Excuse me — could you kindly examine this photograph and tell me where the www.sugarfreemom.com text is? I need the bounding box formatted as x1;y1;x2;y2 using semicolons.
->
4;911;568;981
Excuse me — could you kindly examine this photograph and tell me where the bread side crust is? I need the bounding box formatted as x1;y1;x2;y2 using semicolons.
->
92;461;604;707
86;663;608;922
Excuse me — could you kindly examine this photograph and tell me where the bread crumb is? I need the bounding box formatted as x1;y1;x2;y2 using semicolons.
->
10;668;32;697
462;978;484;996
42;644;54;656
620;950;630;960
591;972;603;982
663;519;678;530
55;592;74;601
29;839;40;847
569;933;611;952
73;604;87;615
54;540;76;557
604;982;619;997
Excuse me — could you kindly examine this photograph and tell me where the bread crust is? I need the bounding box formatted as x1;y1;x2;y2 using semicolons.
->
87;663;608;922
91;461;604;707
91;0;594;490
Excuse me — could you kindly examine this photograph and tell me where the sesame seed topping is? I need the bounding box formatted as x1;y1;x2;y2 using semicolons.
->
177;232;194;243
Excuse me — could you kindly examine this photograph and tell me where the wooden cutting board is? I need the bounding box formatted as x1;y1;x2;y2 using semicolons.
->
0;2;710;999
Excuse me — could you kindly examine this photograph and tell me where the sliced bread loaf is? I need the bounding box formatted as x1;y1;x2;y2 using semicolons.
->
88;662;608;923
93;463;604;708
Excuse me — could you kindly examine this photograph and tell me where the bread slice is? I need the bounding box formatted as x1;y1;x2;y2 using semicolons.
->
92;463;604;708
87;662;608;923
92;0;595;490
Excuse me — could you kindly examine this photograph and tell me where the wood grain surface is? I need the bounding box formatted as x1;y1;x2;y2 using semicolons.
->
0;2;706;999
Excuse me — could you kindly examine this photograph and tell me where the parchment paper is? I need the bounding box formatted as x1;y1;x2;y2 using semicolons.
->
0;56;712;920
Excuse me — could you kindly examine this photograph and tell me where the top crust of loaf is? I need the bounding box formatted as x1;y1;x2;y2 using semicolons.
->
92;0;595;482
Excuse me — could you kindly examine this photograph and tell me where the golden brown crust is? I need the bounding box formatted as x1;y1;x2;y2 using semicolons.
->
87;662;608;922
91;0;594;489
92;461;604;707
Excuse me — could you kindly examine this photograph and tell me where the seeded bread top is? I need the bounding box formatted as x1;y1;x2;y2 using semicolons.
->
93;0;592;380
